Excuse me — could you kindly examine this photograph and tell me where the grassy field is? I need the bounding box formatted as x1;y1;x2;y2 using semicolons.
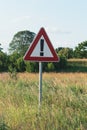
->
0;72;87;130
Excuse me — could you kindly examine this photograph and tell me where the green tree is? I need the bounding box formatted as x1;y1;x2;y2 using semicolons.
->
25;62;38;72
55;47;64;54
47;63;55;72
74;41;87;58
53;56;67;71
17;57;26;72
0;43;3;52
58;47;73;59
9;30;35;56
0;51;8;71
8;52;20;72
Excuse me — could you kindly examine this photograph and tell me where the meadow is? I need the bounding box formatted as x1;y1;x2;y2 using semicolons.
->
0;72;87;130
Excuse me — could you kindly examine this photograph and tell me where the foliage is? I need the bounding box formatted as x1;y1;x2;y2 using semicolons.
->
53;55;67;71
1;51;87;72
67;59;87;72
17;57;26;72
1;28;87;73
55;47;64;53
47;63;55;71
74;41;87;58
0;51;87;72
0;52;8;72
25;62;39;72
0;43;3;52
57;47;74;59
9;30;35;56
24;56;67;72
8;52;20;72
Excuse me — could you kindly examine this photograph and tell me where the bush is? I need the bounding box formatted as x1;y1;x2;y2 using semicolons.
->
53;56;67;71
0;52;8;72
17;57;26;72
25;62;39;72
47;63;55;72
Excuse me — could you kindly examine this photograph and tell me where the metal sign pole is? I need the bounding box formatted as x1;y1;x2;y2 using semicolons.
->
39;62;42;107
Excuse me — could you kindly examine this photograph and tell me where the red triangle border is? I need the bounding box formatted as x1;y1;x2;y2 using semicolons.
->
24;27;59;62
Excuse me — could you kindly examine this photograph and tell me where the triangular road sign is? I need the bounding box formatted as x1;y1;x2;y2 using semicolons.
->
24;27;59;62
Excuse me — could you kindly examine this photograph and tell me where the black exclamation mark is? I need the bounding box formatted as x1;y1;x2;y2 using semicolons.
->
40;39;44;56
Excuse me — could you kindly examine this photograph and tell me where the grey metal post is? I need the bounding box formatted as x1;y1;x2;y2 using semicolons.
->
39;62;42;107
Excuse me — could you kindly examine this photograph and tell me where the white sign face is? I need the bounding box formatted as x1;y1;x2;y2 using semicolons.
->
31;36;53;57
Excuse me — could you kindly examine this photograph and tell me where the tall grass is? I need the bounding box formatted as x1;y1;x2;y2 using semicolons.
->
0;73;87;130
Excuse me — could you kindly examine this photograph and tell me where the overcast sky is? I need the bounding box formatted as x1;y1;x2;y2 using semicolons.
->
0;0;87;52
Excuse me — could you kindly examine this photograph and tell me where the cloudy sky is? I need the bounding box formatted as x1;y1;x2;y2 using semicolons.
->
0;0;87;52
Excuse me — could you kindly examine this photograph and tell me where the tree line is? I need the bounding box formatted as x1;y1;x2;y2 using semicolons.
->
0;30;87;72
